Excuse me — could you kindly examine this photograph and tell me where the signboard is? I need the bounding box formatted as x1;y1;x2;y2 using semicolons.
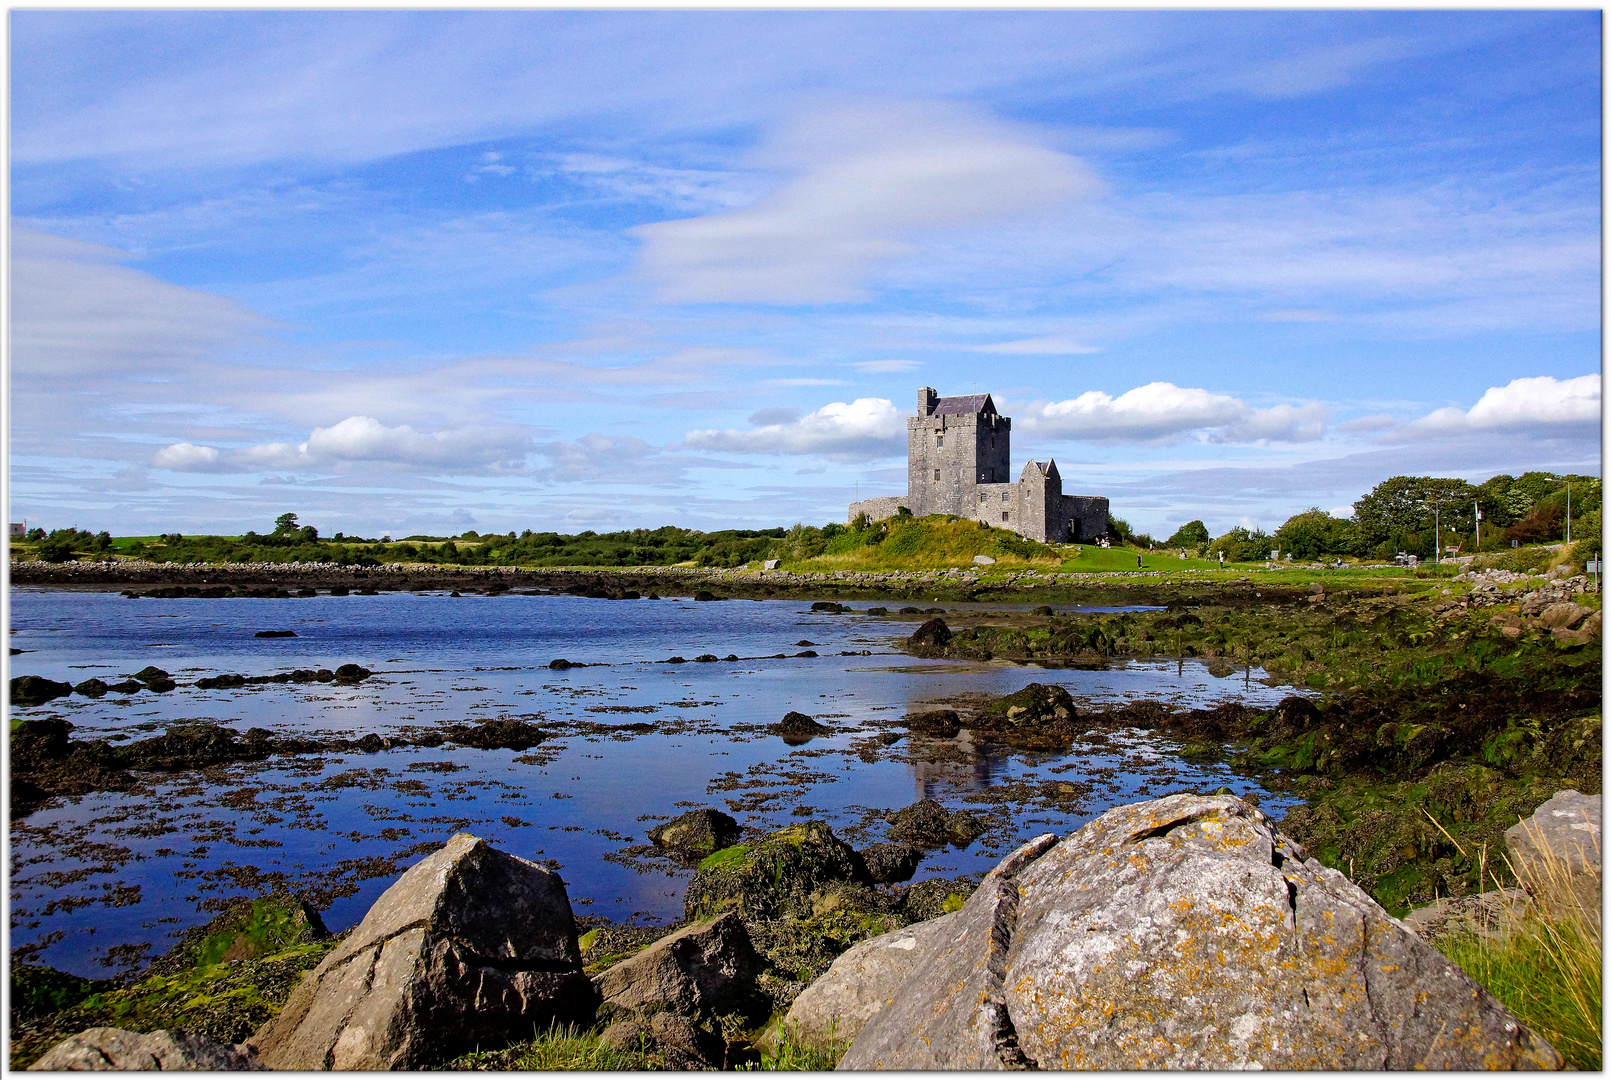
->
1588;559;1602;574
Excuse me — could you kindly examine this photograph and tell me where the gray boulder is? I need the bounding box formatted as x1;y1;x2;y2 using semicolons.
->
1537;601;1592;629
769;911;961;1053
839;794;1562;1071
593;912;761;1019
249;833;593;1070
1505;789;1601;915
29;1028;261;1071
884;799;985;847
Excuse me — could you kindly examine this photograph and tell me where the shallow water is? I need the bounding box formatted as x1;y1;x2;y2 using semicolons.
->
10;589;1303;978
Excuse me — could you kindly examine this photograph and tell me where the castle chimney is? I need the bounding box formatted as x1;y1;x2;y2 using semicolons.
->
918;386;938;416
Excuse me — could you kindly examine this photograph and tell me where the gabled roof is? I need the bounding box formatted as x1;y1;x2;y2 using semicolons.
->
933;393;996;417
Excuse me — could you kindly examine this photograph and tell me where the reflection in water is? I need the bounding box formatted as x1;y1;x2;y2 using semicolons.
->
9;588;1306;978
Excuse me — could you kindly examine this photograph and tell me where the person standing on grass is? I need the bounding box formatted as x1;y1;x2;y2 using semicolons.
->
1218;550;1225;569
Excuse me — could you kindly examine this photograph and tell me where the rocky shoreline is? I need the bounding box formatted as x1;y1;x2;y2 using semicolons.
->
18;790;1593;1070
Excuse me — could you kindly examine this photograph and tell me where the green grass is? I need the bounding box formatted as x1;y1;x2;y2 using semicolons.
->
742;1020;849;1071
445;1022;654;1071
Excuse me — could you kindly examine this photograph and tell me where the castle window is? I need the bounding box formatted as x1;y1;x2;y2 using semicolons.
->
1001;493;1010;503
978;493;988;503
933;470;941;481
935;436;943;448
1002;512;1010;522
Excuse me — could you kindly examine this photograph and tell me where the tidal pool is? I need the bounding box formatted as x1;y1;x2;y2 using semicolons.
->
10;588;1303;977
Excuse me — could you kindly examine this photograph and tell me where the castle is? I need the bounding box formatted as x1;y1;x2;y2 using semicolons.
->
848;387;1110;544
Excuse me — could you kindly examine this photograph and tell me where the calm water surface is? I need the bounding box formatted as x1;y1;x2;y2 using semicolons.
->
10;588;1302;977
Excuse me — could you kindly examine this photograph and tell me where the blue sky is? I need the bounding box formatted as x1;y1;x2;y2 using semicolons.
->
8;10;1602;540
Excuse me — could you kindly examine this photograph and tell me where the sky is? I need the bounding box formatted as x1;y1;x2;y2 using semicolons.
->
7;10;1603;541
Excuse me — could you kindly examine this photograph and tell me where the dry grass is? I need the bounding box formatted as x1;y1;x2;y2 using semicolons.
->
1433;815;1601;1070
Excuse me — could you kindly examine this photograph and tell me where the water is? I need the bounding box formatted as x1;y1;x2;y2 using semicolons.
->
9;588;1303;978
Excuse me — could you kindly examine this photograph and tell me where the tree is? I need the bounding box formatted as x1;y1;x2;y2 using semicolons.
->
273;513;299;535
1209;526;1273;563
1166;520;1210;547
1353;476;1479;547
1274;508;1358;560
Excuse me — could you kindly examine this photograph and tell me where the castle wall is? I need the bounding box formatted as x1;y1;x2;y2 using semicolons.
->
847;496;905;524
1062;495;1110;543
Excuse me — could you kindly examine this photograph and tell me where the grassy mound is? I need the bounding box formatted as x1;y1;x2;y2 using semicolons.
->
798;516;1061;571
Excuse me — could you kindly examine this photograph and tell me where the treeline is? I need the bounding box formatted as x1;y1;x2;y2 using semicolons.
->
1158;472;1601;563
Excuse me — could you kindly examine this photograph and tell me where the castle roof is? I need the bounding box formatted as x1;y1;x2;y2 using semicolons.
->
933;393;996;417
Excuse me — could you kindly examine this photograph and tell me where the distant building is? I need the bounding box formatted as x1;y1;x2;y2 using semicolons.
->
9;521;25;538
848;387;1109;544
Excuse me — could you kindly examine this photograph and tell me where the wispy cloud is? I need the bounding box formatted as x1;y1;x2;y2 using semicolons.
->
630;102;1097;304
154;416;537;474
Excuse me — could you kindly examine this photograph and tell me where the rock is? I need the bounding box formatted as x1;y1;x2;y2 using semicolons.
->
1505;789;1601;915
1402;888;1527;943
593;912;762;1020
253;630;297;638
810;601;844;612
683;821;866;921
856;843;923;884
884;799;985;847
693;590;719;602
11;676;74;706
648;808;742;857
195;673;249;690
898;877;977;921
644;1012;726;1070
249;833;593;1070
762;559;781;570
840;794;1562;1071
29;1027;262;1071
770;912;961;1054
598;1018;649;1053
985;682;1077;728
906;618;951;655
441;718;547;750
73;678;110;698
776;711;830;740
333;663;371;681
972;555;995;565
549;658;574;669
1538;602;1592;629
901;709;960;738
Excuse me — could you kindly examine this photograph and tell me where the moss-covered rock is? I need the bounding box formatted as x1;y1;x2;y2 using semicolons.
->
647;808;741;858
982;683;1077;730
10;676;74;707
683;822;867;921
9;893;335;1069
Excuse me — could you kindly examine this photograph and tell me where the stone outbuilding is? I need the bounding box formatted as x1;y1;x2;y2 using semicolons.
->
848;387;1108;544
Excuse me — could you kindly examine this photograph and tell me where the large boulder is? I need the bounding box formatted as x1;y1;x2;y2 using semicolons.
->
769;911;961;1053
647;808;741;857
982;682;1077;729
593;912;761;1020
1537;602;1592;630
901;709;960;738
1505;789;1601;916
839;794;1562;1070
249;833;593;1070
29;1027;261;1071
683;822;866;921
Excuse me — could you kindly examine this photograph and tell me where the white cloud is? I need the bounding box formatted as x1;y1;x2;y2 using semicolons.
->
1404;375;1600;438
685;397;904;462
1020;382;1329;445
153;416;536;474
151;443;221;470
630;102;1097;304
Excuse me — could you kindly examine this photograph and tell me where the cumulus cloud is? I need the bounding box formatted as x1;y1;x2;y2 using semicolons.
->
1405;375;1600;437
685;397;904;462
1020;382;1329;445
631;102;1097;304
152;416;536;474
